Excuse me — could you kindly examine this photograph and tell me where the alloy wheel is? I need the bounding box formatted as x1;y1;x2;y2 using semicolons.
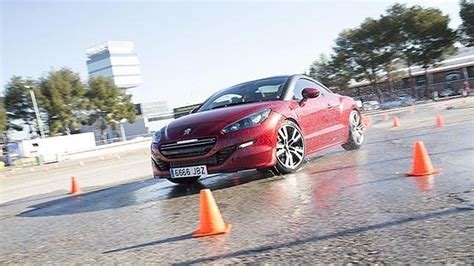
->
350;111;364;145
276;124;305;169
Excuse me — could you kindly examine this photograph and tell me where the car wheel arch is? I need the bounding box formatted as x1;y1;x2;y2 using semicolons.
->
285;117;300;128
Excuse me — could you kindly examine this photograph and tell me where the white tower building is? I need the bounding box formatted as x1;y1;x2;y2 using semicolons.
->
86;41;142;91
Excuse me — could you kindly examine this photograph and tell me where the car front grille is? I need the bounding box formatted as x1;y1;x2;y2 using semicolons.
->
153;157;170;170
153;145;236;171
159;138;216;159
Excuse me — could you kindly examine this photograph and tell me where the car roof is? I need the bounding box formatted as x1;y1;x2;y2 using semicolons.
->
234;74;315;86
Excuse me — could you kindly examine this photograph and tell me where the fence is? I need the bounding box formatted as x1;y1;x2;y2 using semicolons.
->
95;132;153;146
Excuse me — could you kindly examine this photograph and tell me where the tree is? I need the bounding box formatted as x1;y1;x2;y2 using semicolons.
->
309;54;334;86
459;0;474;46
322;4;457;99
332;17;397;98
308;54;351;91
409;6;457;68
3;76;41;138
86;77;136;140
378;13;405;92
0;98;7;138
38;68;86;136
385;4;457;93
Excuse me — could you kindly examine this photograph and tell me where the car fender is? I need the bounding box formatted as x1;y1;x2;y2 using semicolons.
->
270;102;301;128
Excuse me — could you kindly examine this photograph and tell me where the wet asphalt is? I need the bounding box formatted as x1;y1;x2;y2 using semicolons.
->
0;98;473;264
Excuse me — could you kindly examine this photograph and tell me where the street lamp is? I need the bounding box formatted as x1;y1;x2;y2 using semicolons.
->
25;85;45;139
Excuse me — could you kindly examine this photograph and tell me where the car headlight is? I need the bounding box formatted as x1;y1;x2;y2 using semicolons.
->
152;130;161;143
221;109;271;134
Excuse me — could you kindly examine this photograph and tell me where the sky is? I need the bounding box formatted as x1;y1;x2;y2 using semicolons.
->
1;0;463;108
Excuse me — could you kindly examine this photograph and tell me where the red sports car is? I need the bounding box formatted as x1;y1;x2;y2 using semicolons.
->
151;74;364;184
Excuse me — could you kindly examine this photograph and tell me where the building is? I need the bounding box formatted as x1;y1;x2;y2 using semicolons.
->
82;42;179;143
86;41;142;91
132;101;173;135
136;101;170;117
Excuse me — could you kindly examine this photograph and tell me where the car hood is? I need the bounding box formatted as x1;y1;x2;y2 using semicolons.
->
161;102;277;142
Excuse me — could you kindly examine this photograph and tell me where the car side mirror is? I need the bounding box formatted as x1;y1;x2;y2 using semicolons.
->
302;88;320;99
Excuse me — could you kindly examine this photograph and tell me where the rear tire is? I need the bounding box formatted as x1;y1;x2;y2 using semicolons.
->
166;176;200;184
342;110;364;151
274;120;305;174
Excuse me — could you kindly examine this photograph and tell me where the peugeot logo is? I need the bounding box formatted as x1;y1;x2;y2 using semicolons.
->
183;128;192;136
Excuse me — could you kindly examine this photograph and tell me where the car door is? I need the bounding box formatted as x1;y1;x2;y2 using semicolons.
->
315;82;347;143
292;78;332;154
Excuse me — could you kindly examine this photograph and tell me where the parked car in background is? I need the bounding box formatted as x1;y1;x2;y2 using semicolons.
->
2;143;20;166
439;88;456;98
398;95;415;106
379;96;415;110
362;100;380;111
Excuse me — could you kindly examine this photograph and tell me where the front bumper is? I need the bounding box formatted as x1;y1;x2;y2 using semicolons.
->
151;113;282;177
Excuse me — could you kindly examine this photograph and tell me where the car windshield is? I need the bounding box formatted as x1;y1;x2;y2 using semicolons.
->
197;77;288;112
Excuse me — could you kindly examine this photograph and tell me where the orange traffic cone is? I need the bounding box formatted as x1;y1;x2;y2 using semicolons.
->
406;141;441;176
392;116;400;127
362;116;369;128
436;113;444;127
70;177;82;194
363;115;373;128
193;189;231;238
382;113;389;121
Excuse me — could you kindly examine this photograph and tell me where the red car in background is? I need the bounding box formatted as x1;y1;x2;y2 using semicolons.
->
151;75;364;184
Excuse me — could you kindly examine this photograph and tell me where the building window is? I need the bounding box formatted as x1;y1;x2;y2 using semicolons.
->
433;72;445;84
415;76;426;86
468;67;474;78
445;69;463;81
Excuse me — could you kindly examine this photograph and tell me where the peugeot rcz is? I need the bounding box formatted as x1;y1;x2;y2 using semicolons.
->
151;74;364;184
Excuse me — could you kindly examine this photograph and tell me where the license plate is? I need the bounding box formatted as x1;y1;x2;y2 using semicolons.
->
170;165;208;178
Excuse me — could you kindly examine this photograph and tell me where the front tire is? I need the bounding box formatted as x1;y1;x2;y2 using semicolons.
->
274;120;306;174
166;176;200;184
342;110;364;151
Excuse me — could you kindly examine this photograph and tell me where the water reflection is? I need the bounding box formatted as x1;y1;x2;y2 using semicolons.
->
18;171;269;217
412;175;435;192
310;152;361;211
264;151;363;216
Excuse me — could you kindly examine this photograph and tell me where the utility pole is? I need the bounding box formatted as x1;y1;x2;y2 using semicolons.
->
26;86;45;139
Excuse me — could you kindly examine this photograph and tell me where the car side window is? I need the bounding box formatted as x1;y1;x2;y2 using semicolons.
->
293;79;328;100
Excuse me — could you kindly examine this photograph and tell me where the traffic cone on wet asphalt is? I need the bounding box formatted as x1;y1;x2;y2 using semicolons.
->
362;115;371;128
392;116;400;127
406;141;441;176
193;189;231;238
436;113;445;128
70;177;82;194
